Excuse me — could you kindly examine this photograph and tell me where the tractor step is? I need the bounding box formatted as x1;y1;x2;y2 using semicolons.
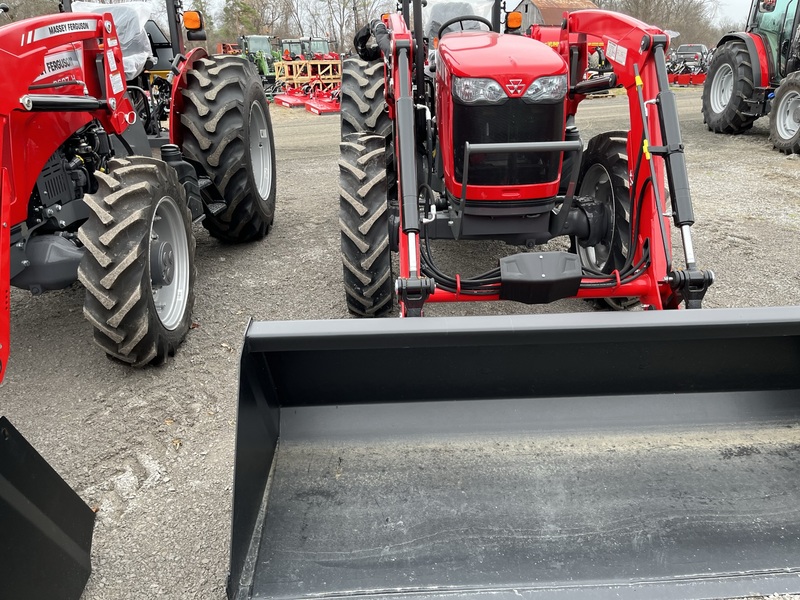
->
206;202;226;216
499;251;582;304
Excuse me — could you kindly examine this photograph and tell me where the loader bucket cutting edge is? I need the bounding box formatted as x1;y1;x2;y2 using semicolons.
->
229;307;800;600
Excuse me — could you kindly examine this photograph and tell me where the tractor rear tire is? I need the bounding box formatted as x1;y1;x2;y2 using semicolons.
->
340;133;393;317
78;157;196;366
701;40;757;134
769;71;800;153
575;132;638;311
180;55;276;243
341;58;391;138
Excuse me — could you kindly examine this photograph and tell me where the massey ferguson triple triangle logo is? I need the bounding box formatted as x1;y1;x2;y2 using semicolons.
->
506;79;524;94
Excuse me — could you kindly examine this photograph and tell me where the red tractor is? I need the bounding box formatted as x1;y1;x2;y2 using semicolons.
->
0;1;276;382
702;0;800;152
339;0;713;317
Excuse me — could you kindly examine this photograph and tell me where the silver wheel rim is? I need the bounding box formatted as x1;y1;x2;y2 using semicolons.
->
710;63;734;114
150;196;189;331
775;89;800;141
577;164;616;271
249;100;272;200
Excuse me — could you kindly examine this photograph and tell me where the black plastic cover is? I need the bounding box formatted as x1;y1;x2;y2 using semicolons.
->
499;251;582;303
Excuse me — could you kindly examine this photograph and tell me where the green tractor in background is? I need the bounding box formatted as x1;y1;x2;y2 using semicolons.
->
240;35;277;93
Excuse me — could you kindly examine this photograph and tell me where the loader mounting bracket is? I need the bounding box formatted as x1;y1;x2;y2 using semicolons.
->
397;276;435;317
669;268;714;309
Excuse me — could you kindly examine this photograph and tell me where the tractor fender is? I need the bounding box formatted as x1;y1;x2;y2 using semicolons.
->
168;46;209;147
715;32;769;88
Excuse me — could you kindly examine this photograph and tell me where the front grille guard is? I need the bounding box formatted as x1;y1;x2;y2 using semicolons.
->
458;139;583;235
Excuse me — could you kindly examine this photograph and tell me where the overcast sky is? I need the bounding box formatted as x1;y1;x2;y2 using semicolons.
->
718;0;754;23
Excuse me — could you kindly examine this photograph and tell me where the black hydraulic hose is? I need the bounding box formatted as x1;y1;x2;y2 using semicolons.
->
580;245;651;288
578;167;652;287
420;240;501;290
419;194;502;294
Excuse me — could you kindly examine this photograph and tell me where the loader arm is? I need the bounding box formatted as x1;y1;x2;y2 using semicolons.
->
565;10;715;308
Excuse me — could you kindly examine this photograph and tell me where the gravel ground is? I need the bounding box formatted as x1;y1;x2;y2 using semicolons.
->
1;86;799;599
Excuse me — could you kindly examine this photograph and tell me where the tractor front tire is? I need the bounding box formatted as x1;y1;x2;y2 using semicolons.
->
78;157;196;366
770;71;800;153
341;58;391;138
180;55;276;243
701;40;757;134
575;132;638;310
340;134;393;317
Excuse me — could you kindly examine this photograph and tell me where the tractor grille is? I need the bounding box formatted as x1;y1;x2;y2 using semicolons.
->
453;99;563;186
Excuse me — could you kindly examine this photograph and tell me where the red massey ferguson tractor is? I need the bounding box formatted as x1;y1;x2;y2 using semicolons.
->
702;0;800;152
338;0;714;317
0;2;276;382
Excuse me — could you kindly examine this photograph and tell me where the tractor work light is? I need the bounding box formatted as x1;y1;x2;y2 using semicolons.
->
452;77;507;104
524;75;568;103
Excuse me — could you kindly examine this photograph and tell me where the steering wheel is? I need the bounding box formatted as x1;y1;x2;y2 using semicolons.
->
437;15;493;40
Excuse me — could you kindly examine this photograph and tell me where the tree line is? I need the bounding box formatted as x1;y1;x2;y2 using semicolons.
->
207;0;744;53
2;0;748;53
593;0;747;48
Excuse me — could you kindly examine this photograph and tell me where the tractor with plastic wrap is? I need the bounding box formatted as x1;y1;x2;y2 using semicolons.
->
702;0;800;152
0;0;276;382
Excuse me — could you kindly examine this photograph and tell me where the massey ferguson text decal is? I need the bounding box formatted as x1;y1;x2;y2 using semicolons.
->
35;47;83;82
21;19;95;46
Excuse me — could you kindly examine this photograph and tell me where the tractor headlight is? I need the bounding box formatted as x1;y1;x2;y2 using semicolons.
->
452;76;507;104
524;75;568;103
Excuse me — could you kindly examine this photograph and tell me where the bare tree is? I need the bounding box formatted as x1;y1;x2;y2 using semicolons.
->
1;0;60;20
593;0;729;46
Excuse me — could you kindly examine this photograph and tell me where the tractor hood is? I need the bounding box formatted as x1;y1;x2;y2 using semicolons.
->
438;32;567;88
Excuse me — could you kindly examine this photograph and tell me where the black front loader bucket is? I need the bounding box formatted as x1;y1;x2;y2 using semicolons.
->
0;417;95;600
228;307;800;600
